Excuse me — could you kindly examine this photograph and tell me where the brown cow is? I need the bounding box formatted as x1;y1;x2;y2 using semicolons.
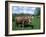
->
15;16;32;27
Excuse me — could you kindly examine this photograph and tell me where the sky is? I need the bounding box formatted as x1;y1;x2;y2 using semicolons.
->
12;6;36;15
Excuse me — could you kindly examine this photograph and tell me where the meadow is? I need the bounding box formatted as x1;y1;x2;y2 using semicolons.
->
12;15;40;30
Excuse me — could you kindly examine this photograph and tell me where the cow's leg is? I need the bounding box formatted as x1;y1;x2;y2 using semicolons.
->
22;24;24;30
22;21;24;30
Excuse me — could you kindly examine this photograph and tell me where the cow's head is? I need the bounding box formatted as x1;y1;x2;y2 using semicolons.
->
28;16;32;24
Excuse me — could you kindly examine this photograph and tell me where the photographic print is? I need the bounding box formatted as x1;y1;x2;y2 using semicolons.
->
12;6;40;30
5;1;45;36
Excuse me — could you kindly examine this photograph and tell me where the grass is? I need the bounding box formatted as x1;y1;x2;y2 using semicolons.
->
12;16;40;30
32;16;40;29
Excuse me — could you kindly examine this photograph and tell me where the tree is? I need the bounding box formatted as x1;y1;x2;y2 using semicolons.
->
34;8;40;16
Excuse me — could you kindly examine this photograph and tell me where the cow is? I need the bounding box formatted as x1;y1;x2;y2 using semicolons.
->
15;16;28;27
15;16;33;29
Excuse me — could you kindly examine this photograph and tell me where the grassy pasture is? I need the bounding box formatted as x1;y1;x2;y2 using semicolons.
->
12;15;40;30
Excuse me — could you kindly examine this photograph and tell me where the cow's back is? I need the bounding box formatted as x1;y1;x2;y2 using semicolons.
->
16;16;25;24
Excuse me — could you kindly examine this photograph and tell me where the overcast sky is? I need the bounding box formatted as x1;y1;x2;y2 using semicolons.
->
12;6;36;14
